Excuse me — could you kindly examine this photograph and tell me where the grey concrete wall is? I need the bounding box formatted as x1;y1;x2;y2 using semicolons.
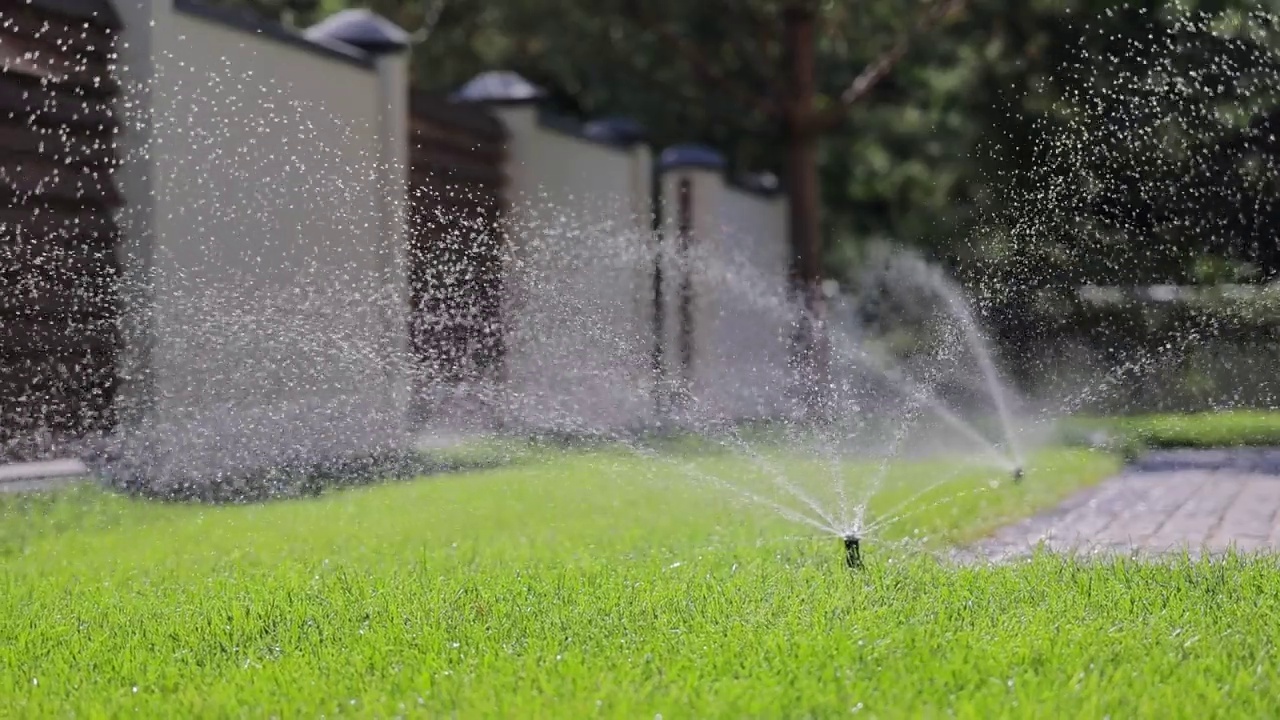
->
711;184;793;419
111;0;167;432
659;167;795;423
112;1;411;482
489;106;656;433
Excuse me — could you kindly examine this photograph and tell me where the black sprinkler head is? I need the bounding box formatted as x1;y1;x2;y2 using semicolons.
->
843;534;863;570
1012;466;1024;483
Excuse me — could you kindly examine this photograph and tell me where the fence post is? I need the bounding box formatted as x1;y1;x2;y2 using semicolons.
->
305;9;413;431
723;170;794;421
455;72;658;433
111;0;175;436
450;71;546;427
583;116;656;423
657;144;727;420
452;71;546;211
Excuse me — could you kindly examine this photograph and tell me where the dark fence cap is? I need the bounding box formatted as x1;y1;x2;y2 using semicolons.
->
582;116;648;146
658;143;727;172
28;0;121;28
305;9;411;56
453;70;548;104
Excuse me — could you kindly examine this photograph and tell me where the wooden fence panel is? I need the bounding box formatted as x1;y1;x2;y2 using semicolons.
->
0;0;123;458
407;93;507;400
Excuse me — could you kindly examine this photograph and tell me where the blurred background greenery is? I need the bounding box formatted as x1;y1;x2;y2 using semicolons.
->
219;0;1280;412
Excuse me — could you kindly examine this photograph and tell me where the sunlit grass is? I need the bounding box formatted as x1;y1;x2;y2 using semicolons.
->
1117;410;1280;448
4;446;1275;717
1070;409;1280;448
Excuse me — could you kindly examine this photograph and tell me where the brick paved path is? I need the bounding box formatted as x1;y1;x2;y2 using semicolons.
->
963;449;1280;562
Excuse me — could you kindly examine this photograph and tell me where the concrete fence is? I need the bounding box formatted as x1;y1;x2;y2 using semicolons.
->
109;1;413;480
447;70;797;432
658;145;795;424
1;1;798;475
404;91;508;427
452;71;658;434
0;0;124;460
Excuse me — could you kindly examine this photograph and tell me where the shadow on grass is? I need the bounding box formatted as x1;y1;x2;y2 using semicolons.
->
24;422;775;509
518;418;820;458
92;445;530;505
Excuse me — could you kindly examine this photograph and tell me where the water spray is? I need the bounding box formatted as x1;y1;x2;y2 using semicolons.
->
843;534;863;570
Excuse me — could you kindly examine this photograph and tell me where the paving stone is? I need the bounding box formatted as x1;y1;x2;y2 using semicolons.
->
964;451;1280;562
1092;473;1204;545
0;458;88;483
0;458;90;493
1218;535;1273;554
1209;479;1280;547
1145;477;1243;551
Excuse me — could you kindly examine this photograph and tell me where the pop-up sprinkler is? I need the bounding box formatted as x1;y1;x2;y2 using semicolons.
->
1012;466;1024;483
843;534;863;570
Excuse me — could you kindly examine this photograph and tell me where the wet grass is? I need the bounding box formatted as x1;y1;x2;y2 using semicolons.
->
3;447;1274;717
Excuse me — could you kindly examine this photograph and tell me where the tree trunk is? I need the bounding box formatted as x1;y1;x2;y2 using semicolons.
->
783;3;830;420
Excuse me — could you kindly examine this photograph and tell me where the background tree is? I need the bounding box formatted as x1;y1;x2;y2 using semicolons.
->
222;0;1280;407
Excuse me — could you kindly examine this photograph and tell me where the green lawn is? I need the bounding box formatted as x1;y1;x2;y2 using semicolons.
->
3;446;1277;717
1069;409;1280;449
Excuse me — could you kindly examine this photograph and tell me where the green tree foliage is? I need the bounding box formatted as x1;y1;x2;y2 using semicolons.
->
367;0;980;273
232;0;1280;288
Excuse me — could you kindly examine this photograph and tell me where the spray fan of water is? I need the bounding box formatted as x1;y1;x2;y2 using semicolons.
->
472;5;1280;560
495;230;1034;564
0;39;1085;531
11;3;1280;564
